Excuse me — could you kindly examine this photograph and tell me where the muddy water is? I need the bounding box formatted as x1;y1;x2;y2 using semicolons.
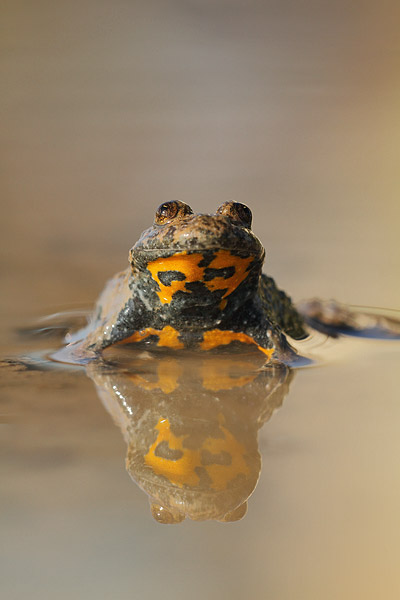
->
1;1;400;599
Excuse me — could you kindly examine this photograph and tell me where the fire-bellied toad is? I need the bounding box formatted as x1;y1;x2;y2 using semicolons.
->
77;201;308;361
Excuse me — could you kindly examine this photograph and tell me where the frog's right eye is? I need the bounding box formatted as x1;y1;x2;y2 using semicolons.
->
216;201;252;228
154;201;193;225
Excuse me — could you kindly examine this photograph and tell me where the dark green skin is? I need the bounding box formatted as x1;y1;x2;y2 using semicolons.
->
81;202;307;360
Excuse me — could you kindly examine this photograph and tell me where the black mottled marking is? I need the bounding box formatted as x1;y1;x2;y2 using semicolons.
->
183;281;221;297
226;250;251;259
203;266;235;281
154;440;184;461
157;270;186;286
143;334;160;345
194;466;213;487
201;449;232;466
197;251;217;268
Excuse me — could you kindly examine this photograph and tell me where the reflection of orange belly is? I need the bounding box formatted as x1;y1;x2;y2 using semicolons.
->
144;416;250;491
146;250;254;307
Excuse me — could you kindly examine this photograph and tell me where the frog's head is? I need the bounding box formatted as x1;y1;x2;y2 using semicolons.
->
131;201;263;259
129;202;265;318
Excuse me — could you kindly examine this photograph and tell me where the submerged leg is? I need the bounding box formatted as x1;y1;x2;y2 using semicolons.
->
297;298;400;339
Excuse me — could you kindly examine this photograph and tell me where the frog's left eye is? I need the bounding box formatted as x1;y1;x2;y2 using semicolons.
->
216;202;252;228
154;201;193;225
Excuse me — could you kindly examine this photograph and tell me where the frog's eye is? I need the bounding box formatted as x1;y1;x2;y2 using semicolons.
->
216;201;252;228
154;201;193;225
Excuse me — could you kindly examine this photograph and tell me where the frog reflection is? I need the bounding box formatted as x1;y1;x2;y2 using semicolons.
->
86;349;294;524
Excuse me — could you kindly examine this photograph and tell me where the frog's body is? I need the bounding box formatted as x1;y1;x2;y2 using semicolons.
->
78;202;307;361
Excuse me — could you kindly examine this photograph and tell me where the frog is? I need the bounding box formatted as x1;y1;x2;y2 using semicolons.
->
72;201;309;362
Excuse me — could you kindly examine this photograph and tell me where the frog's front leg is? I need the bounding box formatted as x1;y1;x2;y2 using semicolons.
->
249;324;300;364
246;288;310;363
72;269;152;353
259;274;308;340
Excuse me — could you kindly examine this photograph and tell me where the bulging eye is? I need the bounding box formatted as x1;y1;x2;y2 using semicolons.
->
216;201;252;228
154;201;193;225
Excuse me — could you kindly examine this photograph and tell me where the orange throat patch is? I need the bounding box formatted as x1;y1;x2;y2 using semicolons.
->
146;250;254;305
